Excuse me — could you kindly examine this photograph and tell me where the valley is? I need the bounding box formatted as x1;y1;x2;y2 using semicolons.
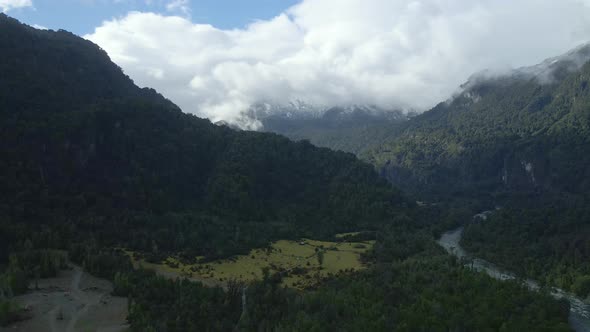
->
0;10;589;332
438;224;590;332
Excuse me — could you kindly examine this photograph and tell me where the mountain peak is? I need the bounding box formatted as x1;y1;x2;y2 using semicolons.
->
461;42;590;93
516;42;590;82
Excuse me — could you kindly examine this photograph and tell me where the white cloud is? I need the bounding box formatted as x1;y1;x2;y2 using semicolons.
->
166;0;190;16
86;0;590;128
0;0;33;12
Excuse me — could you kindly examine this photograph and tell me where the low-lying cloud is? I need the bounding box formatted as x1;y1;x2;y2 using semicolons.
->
86;0;590;129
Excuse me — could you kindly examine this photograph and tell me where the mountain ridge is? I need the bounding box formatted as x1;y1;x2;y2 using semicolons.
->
0;14;577;332
363;43;590;199
0;14;405;261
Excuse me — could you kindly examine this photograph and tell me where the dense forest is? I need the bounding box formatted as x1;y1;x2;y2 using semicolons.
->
255;38;590;328
0;14;581;331
0;13;407;264
257;45;590;202
120;215;572;331
352;45;590;304
364;45;590;199
462;195;590;299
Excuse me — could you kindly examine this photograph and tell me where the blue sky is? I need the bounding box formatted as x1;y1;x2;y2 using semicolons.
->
5;0;300;35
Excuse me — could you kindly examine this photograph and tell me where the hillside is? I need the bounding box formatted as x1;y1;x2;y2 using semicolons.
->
256;104;409;155
0;15;576;332
360;43;590;300
252;44;590;201
0;13;406;261
366;44;590;199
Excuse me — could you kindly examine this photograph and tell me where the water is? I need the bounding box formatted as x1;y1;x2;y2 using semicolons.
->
438;227;590;332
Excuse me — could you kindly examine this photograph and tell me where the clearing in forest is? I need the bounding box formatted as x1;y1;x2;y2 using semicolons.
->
125;236;374;289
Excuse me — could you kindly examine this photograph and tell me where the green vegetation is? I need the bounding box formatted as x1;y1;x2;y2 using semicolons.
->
0;300;22;326
0;248;67;296
126;237;374;289
364;47;590;200
260;47;590;306
0;14;578;331
121;224;572;332
353;47;590;302
462;196;590;299
0;13;405;266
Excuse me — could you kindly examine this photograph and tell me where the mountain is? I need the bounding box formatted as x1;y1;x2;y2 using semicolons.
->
362;43;590;300
254;103;411;154
366;43;590;199
0;15;574;332
0;13;406;261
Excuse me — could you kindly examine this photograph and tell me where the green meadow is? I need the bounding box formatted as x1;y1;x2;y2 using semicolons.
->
125;236;374;289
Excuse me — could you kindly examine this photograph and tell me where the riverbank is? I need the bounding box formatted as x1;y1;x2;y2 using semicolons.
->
438;227;590;332
0;266;128;332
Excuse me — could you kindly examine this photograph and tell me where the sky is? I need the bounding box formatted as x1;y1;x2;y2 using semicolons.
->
4;0;590;129
3;0;301;33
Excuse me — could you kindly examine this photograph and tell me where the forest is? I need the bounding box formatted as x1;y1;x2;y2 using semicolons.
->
120;221;572;331
354;45;590;304
365;47;590;199
0;13;407;264
0;13;583;331
462;194;590;299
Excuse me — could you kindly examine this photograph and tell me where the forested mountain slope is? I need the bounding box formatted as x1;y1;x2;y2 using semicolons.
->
357;43;590;300
257;104;409;155
462;195;590;300
0;13;405;261
337;44;590;301
366;44;590;199
0;15;577;331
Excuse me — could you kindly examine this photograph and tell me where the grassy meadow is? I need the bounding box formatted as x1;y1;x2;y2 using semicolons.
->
124;236;374;289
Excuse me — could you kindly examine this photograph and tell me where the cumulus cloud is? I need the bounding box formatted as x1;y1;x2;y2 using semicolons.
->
0;0;33;12
86;0;590;128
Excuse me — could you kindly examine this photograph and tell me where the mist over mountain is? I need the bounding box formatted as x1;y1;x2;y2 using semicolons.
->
250;102;411;122
85;0;590;128
253;43;590;159
461;43;590;91
366;42;590;198
251;102;411;154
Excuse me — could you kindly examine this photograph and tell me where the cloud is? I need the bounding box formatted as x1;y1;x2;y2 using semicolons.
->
0;0;33;12
166;0;190;16
86;0;590;129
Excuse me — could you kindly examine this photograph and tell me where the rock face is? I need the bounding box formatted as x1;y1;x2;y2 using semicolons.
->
502;156;542;190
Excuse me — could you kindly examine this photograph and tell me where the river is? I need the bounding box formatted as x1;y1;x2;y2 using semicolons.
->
437;227;590;332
